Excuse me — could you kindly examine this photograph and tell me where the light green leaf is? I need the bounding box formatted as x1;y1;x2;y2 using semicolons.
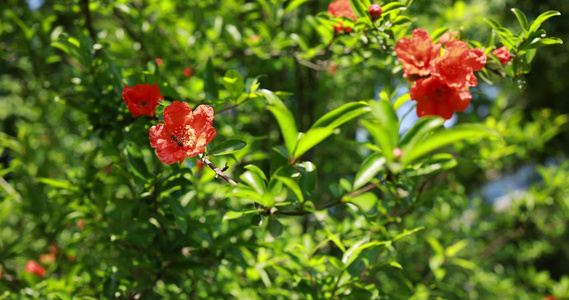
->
223;70;245;99
222;210;258;222
284;0;311;13
393;93;410;110
445;240;469;258
399;117;445;156
369;100;399;156
393;226;424;242
311;101;370;129
260;89;299;157
345;192;378;213
208;139;247;156
274;176;304;203
349;0;371;24
245;165;268;182
353;153;386;190
324;226;346;252
36;178;79;192
382;2;406;15
403;124;499;165
240;171;267;195
511;8;529;33
293;127;335;160
527;10;561;36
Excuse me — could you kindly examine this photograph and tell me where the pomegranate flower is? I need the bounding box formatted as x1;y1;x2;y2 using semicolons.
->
25;260;45;278
122;83;164;117
394;28;441;78
432;39;487;89
183;67;194;77
149;101;216;164
492;46;511;64
410;76;472;120
328;0;357;21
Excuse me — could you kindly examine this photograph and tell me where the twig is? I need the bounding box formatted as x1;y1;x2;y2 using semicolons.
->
202;157;237;185
217;96;252;114
81;0;97;42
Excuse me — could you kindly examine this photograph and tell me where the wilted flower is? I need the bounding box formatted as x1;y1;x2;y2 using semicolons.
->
25;260;45;278
122;83;164;117
149;101;216;164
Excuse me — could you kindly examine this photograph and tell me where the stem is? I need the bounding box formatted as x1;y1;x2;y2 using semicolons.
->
202;157;238;185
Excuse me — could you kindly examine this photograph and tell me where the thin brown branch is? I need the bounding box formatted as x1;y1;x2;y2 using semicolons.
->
202;157;237;185
217;97;252;114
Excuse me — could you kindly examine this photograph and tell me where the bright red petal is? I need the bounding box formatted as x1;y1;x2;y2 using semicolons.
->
164;101;192;129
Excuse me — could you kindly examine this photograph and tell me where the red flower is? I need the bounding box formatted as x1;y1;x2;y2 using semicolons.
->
431;39;487;89
25;260;45;278
368;4;382;20
183;67;193;77
492;46;511;64
545;296;558;300
333;22;345;34
328;0;357;21
410;76;472;120
155;58;163;67
149;101;216;164
435;31;458;47
394;28;441;78
122;83;163;117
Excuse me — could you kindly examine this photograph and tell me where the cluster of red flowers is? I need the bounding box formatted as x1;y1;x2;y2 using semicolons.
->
121;81;216;165
328;0;356;34
395;28;487;119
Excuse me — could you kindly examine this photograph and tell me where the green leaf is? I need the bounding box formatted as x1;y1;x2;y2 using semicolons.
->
245;165;268;182
431;27;449;42
223;70;245;99
527;10;561;36
511;8;529;33
204;57;219;100
274;176;304;203
403;153;457;177
284;0;311;13
382;2;406;15
311;101;370;129
342;238;389;267
293;127;335;160
403;124;499;165
240;171;267;195
324;226;346;252
353;153;386;190
391;16;412;26
208;139;247;156
126;143;151;180
168;198;188;234
520;37;563;51
36;178;79;192
296;161;317;197
345;192;378;213
222;210;258;222
268;217;283;238
392;226;424;242
399;117;445;157
369;100;399;156
393;93;410;110
445;240;469;258
259;89;299;157
349;0;371;23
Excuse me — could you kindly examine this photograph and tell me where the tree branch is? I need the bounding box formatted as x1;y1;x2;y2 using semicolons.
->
202;157;237;185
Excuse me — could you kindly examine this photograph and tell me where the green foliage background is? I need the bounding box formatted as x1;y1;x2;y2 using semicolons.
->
0;0;568;299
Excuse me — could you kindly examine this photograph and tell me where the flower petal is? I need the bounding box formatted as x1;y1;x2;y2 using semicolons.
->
164;101;192;129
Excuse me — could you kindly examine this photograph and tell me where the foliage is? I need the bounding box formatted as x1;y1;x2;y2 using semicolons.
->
0;0;567;299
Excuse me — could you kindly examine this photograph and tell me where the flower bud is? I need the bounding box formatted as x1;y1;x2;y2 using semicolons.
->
392;147;403;159
368;4;382;20
25;260;45;278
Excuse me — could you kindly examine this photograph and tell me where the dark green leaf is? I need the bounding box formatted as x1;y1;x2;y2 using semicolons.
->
204;57;219;100
268;217;283;238
168;198;188;234
223;70;245;99
208;139;247;156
